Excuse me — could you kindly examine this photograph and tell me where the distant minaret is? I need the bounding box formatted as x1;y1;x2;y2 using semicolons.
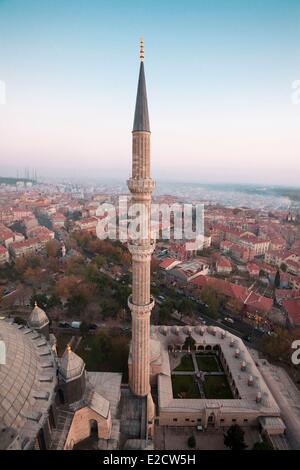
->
127;39;155;406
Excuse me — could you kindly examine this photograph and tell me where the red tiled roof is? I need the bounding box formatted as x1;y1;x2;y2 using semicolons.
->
216;257;232;268
282;299;300;325
246;262;260;272
275;289;300;301
191;275;272;312
10;237;40;249
159;258;178;269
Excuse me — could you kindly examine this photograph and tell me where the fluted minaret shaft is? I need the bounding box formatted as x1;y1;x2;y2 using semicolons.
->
127;40;155;397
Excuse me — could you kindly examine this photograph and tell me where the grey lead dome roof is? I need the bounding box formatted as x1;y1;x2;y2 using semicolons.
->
28;303;49;328
59;345;85;382
0;320;56;448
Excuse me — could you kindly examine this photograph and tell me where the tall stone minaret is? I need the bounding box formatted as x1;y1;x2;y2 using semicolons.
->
127;39;155;414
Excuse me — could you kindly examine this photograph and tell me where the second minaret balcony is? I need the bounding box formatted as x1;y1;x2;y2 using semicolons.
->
127;177;155;194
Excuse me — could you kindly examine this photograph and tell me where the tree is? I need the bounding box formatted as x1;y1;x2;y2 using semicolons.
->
65;255;85;276
280;263;287;272
179;299;194;317
227;298;244;318
46;239;61;258
187;435;196;449
100;298;119;318
183;335;196;350
274;270;281;288
252;440;273;450
224;424;247;450
24;266;43;287
30;293;48;310
80;321;90;335
14;257;27;275
67;292;88;315
262;326;298;364
200;286;220;319
94;255;105;268
158;304;172;323
56;275;80;298
47;293;62;309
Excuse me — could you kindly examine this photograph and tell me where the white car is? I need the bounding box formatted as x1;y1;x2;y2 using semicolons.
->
224;317;234;324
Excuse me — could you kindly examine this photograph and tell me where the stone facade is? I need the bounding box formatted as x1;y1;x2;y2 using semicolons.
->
127;45;155;406
64;406;112;450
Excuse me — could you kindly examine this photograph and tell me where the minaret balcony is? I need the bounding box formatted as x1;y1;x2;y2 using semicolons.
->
127;177;156;194
128;239;156;257
128;294;155;315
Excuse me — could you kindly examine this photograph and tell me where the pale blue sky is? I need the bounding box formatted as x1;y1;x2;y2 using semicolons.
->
0;0;299;185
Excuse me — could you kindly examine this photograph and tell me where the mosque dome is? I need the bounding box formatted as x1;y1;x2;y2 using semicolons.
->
59;345;85;383
0;320;56;448
28;302;49;329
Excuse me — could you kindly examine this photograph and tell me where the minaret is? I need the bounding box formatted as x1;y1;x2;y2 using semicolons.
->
127;39;155;405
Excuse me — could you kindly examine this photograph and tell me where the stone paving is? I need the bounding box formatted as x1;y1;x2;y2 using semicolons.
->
249;349;300;450
154;425;261;450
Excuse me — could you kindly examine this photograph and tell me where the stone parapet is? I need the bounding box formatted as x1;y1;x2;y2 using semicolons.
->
127;177;156;194
128;295;155;317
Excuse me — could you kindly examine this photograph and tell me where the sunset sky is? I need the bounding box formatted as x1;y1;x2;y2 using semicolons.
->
0;0;299;185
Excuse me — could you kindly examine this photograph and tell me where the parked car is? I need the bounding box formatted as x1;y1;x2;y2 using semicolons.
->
58;321;71;328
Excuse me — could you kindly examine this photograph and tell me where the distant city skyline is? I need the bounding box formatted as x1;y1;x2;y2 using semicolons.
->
0;0;300;186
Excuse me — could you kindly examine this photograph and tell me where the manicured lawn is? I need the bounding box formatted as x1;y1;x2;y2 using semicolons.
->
196;354;220;372
173;354;195;372
172;375;201;399
76;332;130;382
56;334;73;357
203;375;233;399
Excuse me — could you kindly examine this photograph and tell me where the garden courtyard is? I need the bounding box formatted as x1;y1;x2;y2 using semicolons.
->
171;352;233;400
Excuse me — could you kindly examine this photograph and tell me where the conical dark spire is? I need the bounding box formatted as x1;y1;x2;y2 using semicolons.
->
133;39;150;132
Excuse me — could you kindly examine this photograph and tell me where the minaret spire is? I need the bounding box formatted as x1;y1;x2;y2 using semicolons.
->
133;38;150;132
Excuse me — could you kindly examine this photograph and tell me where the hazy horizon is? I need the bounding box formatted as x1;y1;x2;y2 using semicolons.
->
1;0;300;186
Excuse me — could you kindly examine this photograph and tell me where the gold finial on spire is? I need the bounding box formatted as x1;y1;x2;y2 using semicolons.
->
67;344;71;352
140;37;144;62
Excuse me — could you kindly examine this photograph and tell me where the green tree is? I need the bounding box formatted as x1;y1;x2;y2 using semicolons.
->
224;424;247;450
100;298;120;318
252;440;273;450
201;286;220;319
30;293;48;310
280;263;287;272
183;335;196;350
94;255;105;267
187;435;196;449
47;293;62;309
158;305;171;323
67;292;88;315
80;321;90;336
179;299;194;317
274;270;281;288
